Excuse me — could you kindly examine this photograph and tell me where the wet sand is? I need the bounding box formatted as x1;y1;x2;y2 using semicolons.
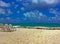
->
0;28;60;44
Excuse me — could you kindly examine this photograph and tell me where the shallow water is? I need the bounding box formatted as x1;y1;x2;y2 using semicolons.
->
12;23;60;28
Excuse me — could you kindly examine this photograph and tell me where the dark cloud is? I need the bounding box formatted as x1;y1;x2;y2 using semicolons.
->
21;0;60;10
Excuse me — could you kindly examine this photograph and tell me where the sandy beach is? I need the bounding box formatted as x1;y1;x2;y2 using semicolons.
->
0;28;60;44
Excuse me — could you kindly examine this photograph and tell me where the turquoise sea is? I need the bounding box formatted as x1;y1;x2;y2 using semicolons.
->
12;23;60;28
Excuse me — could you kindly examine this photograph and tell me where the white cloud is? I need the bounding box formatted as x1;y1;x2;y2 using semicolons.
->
0;1;11;7
0;18;4;20
49;8;60;16
14;4;19;9
12;2;15;5
16;0;22;2
20;7;25;11
32;0;38;4
48;8;60;23
0;1;12;15
43;0;58;4
39;13;45;16
6;17;11;20
24;12;31;18
22;0;59;10
31;0;59;4
0;8;12;15
23;11;48;21
0;8;6;14
7;9;12;15
17;11;20;13
23;10;60;23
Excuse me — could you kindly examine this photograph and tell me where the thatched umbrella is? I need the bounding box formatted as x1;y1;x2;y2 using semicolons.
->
1;24;16;32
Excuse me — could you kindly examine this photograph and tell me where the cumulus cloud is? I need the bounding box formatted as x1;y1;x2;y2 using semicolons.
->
20;7;25;11
0;8;6;14
23;10;60;23
16;0;22;2
42;0;58;4
17;10;20;13
0;18;4;20
31;0;59;5
0;0;11;7
0;1;12;15
14;4;19;9
49;8;60;17
23;10;48;21
0;8;12;15
0;0;60;23
32;0;38;4
6;17;11;20
22;0;59;10
7;9;12;15
48;8;60;23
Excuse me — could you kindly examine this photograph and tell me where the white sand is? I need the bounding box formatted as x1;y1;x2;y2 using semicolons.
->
0;28;60;44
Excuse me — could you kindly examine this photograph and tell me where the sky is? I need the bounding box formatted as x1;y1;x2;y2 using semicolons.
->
0;0;60;24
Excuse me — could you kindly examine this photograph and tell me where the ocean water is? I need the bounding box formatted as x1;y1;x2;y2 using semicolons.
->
12;23;60;28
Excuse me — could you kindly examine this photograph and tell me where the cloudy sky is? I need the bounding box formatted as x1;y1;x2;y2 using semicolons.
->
0;0;60;24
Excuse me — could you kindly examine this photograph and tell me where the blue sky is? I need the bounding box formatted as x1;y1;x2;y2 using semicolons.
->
0;0;60;24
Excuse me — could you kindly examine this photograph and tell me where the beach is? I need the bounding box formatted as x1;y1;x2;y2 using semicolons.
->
0;28;60;44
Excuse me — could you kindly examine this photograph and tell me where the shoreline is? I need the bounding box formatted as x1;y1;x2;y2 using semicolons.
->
13;26;60;30
0;26;60;32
